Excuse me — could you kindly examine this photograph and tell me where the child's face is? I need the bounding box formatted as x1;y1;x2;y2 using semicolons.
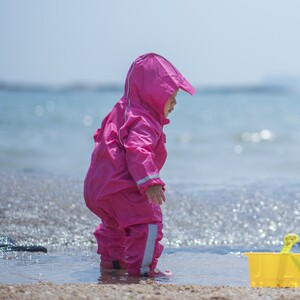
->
164;89;179;118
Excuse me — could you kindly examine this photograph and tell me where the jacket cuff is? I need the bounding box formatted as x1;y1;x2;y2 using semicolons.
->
137;175;165;193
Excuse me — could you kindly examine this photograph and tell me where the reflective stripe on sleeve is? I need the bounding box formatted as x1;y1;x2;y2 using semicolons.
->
136;174;160;186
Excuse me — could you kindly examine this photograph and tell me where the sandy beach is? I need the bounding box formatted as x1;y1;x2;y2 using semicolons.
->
1;282;300;300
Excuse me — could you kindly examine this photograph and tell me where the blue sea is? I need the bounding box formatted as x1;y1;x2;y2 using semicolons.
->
1;86;300;285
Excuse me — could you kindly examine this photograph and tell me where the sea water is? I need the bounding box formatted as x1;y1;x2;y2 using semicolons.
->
1;87;300;285
1;87;300;180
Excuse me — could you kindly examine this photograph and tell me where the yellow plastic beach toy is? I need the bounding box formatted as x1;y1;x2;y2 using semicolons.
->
280;233;299;253
245;233;300;288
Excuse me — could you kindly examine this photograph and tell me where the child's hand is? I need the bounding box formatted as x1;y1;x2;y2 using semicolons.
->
146;185;166;205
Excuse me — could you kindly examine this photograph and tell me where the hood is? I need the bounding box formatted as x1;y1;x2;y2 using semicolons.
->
124;53;195;120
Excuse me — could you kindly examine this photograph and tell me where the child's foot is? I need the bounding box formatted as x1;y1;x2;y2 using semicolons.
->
144;268;173;278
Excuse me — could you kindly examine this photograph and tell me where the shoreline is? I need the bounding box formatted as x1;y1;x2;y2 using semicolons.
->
1;282;300;300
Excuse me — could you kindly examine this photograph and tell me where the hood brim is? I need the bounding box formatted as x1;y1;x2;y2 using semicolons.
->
180;78;196;95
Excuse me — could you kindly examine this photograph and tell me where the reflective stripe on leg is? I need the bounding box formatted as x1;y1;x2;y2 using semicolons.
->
140;224;157;275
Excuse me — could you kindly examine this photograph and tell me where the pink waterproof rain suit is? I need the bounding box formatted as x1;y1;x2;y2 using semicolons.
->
84;53;195;276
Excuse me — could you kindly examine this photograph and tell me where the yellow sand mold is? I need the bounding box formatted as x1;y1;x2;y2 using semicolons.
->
245;233;300;288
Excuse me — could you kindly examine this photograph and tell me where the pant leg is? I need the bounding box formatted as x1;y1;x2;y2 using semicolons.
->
94;220;126;264
110;191;164;276
86;197;126;266
125;221;164;276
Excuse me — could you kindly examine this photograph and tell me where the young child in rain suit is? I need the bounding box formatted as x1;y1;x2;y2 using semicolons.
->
84;53;195;277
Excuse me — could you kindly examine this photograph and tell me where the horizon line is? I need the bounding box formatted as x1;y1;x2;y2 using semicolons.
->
0;80;291;95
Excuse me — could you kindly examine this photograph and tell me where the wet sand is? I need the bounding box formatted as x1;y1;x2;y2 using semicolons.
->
1;281;300;300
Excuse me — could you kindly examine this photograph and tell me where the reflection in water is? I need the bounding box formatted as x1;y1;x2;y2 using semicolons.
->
98;269;173;285
239;129;277;143
98;269;140;284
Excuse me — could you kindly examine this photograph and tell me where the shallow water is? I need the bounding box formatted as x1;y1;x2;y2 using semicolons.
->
1;172;300;250
0;248;250;286
1;172;300;285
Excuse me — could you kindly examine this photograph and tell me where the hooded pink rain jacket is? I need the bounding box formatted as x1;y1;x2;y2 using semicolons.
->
84;53;195;276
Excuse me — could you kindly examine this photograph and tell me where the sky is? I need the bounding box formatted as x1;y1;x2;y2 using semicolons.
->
1;0;300;87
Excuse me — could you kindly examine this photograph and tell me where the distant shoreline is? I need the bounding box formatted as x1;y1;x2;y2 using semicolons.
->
0;81;289;94
0;82;123;93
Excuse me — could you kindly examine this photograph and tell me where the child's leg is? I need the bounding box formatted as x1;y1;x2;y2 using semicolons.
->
86;198;126;269
125;221;163;276
110;191;164;276
94;221;126;269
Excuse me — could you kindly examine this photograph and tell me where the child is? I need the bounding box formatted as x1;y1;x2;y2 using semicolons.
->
84;53;195;277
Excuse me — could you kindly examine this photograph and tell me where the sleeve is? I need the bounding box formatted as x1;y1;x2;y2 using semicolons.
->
122;118;165;193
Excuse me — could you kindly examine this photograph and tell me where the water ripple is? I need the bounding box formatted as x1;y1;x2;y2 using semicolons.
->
1;172;300;251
